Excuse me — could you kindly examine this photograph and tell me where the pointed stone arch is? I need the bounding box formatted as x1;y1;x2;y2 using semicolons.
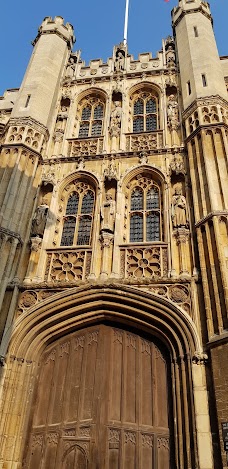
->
0;284;205;468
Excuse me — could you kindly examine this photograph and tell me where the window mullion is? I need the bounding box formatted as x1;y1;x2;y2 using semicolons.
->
74;195;83;244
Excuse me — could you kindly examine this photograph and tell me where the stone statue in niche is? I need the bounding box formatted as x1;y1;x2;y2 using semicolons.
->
172;186;188;228
166;46;176;68
109;101;122;152
114;50;125;72
110;101;122;137
31;198;49;237
167;95;179;130
65;57;76;78
100;194;116;233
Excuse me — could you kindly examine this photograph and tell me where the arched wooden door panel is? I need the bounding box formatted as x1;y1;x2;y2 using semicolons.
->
24;325;171;468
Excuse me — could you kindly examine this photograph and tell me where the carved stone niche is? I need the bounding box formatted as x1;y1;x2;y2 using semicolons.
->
113;43;127;73
64;53;78;79
169;152;186;176
30;183;53;239
171;181;189;230
166;88;180;132
109;91;122;152
59;96;71;116
165;36;176;69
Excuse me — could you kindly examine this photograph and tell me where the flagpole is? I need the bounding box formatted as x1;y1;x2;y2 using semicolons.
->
123;0;129;46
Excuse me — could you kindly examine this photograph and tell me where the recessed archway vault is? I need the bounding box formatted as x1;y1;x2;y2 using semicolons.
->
0;283;204;468
7;283;201;361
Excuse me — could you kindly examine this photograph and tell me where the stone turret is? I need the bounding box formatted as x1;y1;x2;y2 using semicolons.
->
11;16;75;129
172;0;227;110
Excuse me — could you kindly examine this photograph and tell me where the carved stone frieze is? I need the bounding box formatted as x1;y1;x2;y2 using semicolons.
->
45;250;92;282
135;283;191;315
126;131;163;152
17;289;59;315
68;137;104;157
121;246;168;279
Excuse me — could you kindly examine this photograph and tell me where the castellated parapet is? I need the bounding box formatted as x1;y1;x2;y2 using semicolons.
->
33;16;75;48
11;16;75;129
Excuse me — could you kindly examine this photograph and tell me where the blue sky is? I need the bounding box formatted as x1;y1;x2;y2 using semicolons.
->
0;0;227;95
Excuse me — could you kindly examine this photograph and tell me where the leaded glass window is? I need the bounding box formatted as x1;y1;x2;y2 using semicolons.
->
61;217;76;246
129;176;161;242
133;117;144;133
66;193;79;215
134;99;144;115
130;214;143;242
131;188;143;210
61;183;95;246
82;106;91;120
133;93;158;133
91;121;102;136
78;99;104;138
78;216;92;245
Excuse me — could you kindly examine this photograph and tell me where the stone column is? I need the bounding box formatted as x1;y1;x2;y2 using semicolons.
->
192;353;214;469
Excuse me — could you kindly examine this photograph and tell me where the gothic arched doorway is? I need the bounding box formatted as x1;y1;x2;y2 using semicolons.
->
23;324;173;468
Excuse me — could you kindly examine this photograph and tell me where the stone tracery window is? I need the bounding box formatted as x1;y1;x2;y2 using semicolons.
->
132;91;158;133
128;176;161;242
78;97;104;138
61;182;95;246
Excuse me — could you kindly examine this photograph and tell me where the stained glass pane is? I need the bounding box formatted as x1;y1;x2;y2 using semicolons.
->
81;106;91;120
94;105;103;119
131;188;143;210
77;216;92;245
133;116;144;133
61;217;76;246
146;188;159;210
146;99;157;114
91;121;102;136
66;193;79;215
81;191;94;214
79;122;89;138
134;99;144;115
130;214;143;242
146;213;160;241
146;115;157;131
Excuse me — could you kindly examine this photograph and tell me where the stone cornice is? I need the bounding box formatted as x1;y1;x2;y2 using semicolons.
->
207;331;228;349
41;146;186;165
172;5;212;29
195;211;228;228
8;276;193;291
0;227;23;245
6;116;49;138
0;144;42;161
182;95;228;120
185;122;228;143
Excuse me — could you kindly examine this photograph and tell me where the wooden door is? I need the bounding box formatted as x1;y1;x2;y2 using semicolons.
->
24;325;171;468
